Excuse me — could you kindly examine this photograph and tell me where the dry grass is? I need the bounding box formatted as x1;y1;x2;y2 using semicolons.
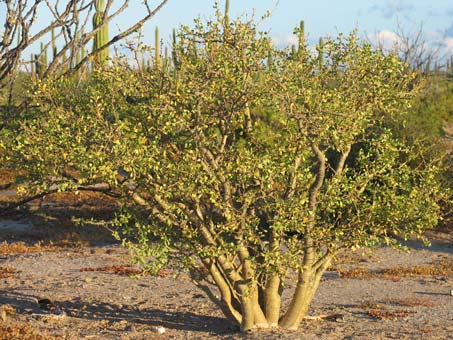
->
80;265;171;277
0;240;86;255
0;241;55;254
0;266;17;278
336;267;375;279
388;298;436;308
336;258;453;280
80;265;143;276
0;323;61;340
383;258;453;277
366;308;416;320
358;297;434;321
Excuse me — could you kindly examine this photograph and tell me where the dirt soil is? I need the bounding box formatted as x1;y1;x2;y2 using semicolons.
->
0;197;452;339
1;221;451;340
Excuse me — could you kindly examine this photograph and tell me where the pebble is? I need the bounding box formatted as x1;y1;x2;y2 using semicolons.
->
153;326;166;334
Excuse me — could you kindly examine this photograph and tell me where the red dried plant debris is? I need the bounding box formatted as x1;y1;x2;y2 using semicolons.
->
367;309;417;320
79;265;171;277
336;258;453;280
0;266;17;278
0;323;60;340
80;265;143;275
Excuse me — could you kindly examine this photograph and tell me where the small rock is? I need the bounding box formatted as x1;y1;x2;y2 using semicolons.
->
85;277;93;283
153;326;166;334
450;289;453;296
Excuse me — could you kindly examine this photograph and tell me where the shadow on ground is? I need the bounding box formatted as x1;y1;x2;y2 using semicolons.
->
0;290;238;335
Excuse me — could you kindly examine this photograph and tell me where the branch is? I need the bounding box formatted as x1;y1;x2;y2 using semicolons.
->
308;142;326;216
285;155;302;199
70;0;169;75
334;144;351;175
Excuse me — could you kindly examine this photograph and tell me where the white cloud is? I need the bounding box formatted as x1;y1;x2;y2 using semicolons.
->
367;30;401;51
271;34;299;48
285;34;299;46
443;37;453;54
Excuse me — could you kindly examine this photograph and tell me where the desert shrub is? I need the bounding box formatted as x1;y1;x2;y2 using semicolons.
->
2;8;444;331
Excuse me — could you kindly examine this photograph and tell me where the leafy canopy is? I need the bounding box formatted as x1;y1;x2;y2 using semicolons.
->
2;8;444;331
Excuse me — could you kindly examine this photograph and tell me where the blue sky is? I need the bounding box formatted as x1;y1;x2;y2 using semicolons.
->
2;0;453;58
120;0;453;55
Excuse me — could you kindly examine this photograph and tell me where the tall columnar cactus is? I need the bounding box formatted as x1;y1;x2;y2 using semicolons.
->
51;28;57;59
30;54;36;79
155;26;161;69
163;47;169;72
297;20;305;52
34;54;39;77
172;28;179;70
35;42;48;77
224;0;230;26
318;37;324;69
75;43;81;67
425;56;431;76
43;43;48;67
449;55;453;77
92;0;109;66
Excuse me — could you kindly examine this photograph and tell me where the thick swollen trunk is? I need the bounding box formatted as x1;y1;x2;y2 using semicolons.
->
278;269;317;330
206;262;242;324
238;283;269;331
264;275;281;327
238;246;269;330
279;255;332;330
205;262;330;331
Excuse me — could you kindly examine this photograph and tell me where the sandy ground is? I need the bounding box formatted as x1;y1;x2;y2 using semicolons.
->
0;214;452;340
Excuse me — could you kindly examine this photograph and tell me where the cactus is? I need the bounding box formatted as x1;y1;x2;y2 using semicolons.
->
30;54;36;79
62;51;68;72
34;54;40;78
224;0;230;26
75;46;81;67
318;37;324;69
71;32;81;69
35;42;48;77
163;47;169;72
297;20;305;52
449;55;453;77
51;28;57;59
171;28;179;70
92;0;109;66
425;56;431;75
154;26;161;69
